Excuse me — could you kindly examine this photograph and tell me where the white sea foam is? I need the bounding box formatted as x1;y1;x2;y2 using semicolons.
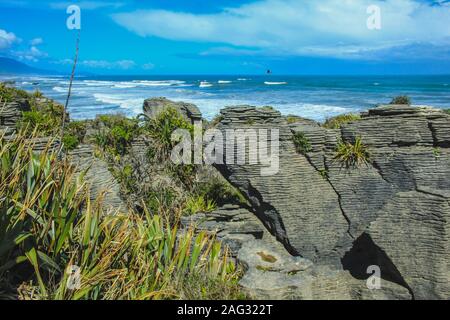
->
264;81;287;85
133;80;185;86
237;78;250;81
218;80;232;84
83;80;115;87
199;81;213;88
93;93;144;113
113;82;138;89
52;86;67;93
283;103;351;121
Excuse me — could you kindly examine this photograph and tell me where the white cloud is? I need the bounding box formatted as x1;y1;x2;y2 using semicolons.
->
13;46;48;62
112;0;450;59
0;29;20;50
55;59;137;70
142;62;155;70
30;38;43;46
49;1;124;10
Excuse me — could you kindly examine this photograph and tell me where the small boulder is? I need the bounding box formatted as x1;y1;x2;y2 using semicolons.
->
143;97;202;124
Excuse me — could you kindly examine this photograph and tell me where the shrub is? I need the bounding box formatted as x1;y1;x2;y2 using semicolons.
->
140;107;193;161
19;110;60;136
183;195;217;216
0;133;240;300
292;131;312;155
444;109;450;115
61;134;79;151
62;121;87;151
192;176;248;207
323;114;361;129
0;82;29;103
171;163;197;189
175;272;246;300
390;96;411;105
286;115;302;124
93;114;140;156
333;136;370;168
11;87;67;138
146;187;181;217
113;164;137;194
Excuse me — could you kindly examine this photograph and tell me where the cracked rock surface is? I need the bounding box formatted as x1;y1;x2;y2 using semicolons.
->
213;104;450;300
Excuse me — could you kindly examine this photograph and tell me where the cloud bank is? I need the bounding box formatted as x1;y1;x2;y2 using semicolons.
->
0;29;20;50
112;0;450;59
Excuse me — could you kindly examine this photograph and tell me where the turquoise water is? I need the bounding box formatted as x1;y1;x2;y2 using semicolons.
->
2;74;450;121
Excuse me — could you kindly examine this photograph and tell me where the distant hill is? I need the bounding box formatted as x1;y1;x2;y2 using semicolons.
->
0;57;56;75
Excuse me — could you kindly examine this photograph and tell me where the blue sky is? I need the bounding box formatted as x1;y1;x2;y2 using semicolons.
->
0;0;449;75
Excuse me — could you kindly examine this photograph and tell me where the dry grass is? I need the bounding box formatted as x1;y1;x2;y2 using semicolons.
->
0;132;242;300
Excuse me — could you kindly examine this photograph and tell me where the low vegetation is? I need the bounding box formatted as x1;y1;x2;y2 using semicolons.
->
18;97;66;138
286;115;303;124
333;136;370;168
292;131;312;155
444;109;450;115
1;85;250;300
93;114;141;156
139;108;193;161
390;95;411;105
0;132;242;300
0;82;29;103
62;120;87;150
323;113;361;129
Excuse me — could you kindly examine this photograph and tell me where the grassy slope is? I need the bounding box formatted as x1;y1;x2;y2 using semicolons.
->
0;83;245;300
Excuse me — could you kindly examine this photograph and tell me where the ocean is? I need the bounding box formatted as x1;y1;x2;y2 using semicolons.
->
2;74;450;122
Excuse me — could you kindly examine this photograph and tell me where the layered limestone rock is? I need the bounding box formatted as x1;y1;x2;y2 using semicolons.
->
237;239;411;300
180;204;411;300
69;144;126;214
0;99;30;135
143;97;202;123
213;104;450;300
181;204;271;257
214;106;350;264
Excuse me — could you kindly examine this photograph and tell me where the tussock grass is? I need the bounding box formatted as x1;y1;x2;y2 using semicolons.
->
292;132;312;155
333;136;370;168
390;95;411;105
323;113;361;129
93;114;141;156
139;107;193;161
0;132;241;300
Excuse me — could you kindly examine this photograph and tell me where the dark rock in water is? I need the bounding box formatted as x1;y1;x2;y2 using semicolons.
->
213;104;450;299
143;97;202;124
